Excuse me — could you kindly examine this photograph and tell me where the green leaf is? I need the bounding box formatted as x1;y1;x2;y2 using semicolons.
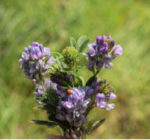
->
57;126;64;136
46;88;58;106
77;35;86;46
88;118;105;134
56;58;62;69
77;35;89;52
56;57;67;70
77;76;85;86
79;39;89;52
70;37;77;48
86;76;96;86
32;120;57;127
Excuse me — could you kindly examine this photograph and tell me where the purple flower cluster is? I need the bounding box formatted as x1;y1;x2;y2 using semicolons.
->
55;83;117;127
87;35;123;71
19;42;55;82
95;92;116;111
56;88;90;127
34;78;56;94
34;78;57;104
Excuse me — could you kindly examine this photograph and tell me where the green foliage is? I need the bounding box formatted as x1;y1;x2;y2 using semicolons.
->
70;36;89;52
50;69;85;88
70;37;77;49
43;88;58;121
32;120;57;127
46;88;58;107
50;45;86;88
77;36;89;52
76;76;85;86
87;118;105;134
86;76;97;86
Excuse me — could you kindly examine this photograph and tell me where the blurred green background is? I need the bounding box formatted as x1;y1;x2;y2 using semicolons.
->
0;0;150;138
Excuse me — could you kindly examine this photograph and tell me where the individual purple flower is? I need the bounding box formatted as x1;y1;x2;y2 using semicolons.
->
88;45;96;57
110;40;115;46
72;88;86;100
19;42;55;82
112;45;123;56
56;86;67;98
102;55;113;69
107;92;117;100
106;103;115;111
95;93;106;108
96;35;106;45
44;78;57;90
96;36;103;45
66;75;73;81
80;86;95;96
34;84;45;97
95;93;105;101
97;101;107;108
34;78;57;105
102;42;109;52
62;101;75;109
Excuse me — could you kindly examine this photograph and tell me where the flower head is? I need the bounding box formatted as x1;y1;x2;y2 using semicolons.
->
86;35;123;72
19;42;55;82
56;87;90;127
